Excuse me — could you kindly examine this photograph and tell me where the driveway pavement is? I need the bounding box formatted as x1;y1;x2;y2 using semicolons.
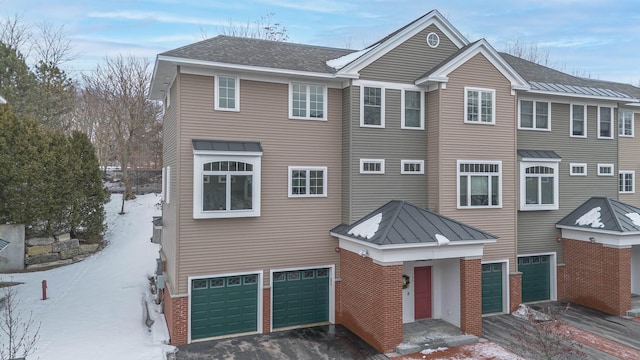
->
172;325;388;360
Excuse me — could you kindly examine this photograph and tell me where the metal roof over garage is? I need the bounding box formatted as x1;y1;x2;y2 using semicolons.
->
556;197;640;233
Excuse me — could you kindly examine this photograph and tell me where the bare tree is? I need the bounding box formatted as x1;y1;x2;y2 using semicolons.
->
504;39;551;67
202;12;288;41
0;14;32;54
33;22;77;68
0;285;41;360
82;55;162;214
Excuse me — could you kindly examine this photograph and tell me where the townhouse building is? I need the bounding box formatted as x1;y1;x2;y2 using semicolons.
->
149;10;640;353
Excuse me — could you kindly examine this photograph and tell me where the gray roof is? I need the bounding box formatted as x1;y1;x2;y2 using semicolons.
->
330;200;497;246
192;139;263;152
0;238;9;252
517;149;561;159
556;197;640;233
161;35;354;74
529;82;632;99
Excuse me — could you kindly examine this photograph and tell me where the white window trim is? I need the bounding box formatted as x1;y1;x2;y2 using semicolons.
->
193;153;261;219
464;87;496;125
360;86;385;128
359;159;385;174
569;163;587;177
597;106;614;139
288;82;328;121
518;99;551;131
401;159;425;174
288;166;328;198
161;167;166;202
166;166;171;204
618;110;635;137
597;163;614;176
619;170;635;194
570;104;587;138
401;89;425;130
214;75;240;112
519;160;560;211
456;160;502;209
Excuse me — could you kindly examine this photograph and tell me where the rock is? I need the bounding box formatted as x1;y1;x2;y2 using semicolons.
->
25;253;59;265
79;244;100;254
26;258;72;270
56;233;71;241
25;245;52;256
60;249;80;260
52;239;80;253
26;236;55;246
73;254;91;262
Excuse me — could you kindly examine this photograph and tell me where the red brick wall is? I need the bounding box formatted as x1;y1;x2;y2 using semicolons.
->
263;287;271;333
563;238;631;316
460;258;482;336
339;249;402;353
164;287;188;345
557;264;566;301
509;272;522;313
335;280;342;324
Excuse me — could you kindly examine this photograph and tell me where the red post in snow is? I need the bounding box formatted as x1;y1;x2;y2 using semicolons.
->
42;280;47;300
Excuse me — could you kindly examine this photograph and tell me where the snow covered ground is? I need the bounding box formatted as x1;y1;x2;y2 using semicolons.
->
0;193;174;359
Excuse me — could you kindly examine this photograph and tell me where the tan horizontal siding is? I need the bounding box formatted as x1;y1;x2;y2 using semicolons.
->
162;77;179;292
437;54;518;272
175;75;342;293
360;25;460;83
342;86;353;224
618;109;640;207
427;88;441;212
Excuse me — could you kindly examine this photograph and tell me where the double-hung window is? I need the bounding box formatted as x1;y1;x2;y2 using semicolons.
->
215;75;239;111
289;83;327;120
598;106;614;139
288;167;327;197
401;89;424;129
519;100;550;130
457;161;501;208
361;86;384;127
570;104;586;137
619;171;635;194
464;87;495;124
619;110;634;137
359;159;385;174
520;161;559;211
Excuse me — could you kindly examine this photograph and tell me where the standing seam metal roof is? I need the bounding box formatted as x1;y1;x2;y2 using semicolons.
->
517;150;562;159
556;197;640;233
192;139;263;152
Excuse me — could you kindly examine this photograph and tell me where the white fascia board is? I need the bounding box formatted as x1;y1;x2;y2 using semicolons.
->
150;57;178;100
525;89;638;103
625;102;640;107
193;149;263;157
558;227;640;248
337;10;469;76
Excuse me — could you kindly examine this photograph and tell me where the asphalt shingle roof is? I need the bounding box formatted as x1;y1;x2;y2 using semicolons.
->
517;149;561;159
556;197;640;233
192;139;263;152
331;200;496;246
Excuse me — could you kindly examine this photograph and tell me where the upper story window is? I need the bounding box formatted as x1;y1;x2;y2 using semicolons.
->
289;83;327;120
361;86;384;127
519;100;550;130
401;90;424;129
569;163;587;176
214;75;239;111
401;160;424;174
619;171;635;194
619;110;634;137
288;166;327;197
598;106;614;139
360;159;385;174
464;87;495;124
520;161;559;211
457;161;501;208
570;104;586;138
597;163;614;176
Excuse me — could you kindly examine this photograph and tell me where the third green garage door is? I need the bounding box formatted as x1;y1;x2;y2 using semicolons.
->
482;263;503;314
518;255;551;303
272;268;329;329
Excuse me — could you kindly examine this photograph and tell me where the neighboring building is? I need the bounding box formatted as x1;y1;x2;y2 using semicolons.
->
149;10;640;353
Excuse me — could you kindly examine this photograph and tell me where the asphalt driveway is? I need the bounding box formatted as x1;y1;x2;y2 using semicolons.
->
172;325;388;360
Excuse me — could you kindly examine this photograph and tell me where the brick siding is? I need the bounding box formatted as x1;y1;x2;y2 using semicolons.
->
557;263;566;301
509;272;522;313
164;287;188;345
262;287;271;333
460;258;482;336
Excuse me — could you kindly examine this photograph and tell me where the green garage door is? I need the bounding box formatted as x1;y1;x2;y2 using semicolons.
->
191;274;258;340
272;268;329;329
482;263;503;314
518;255;551;303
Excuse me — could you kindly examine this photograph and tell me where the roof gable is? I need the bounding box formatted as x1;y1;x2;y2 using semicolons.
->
556;197;640;233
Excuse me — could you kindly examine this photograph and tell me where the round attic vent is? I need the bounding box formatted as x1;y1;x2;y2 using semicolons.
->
426;32;440;48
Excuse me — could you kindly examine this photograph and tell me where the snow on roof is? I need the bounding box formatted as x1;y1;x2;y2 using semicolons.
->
575;207;605;228
435;234;450;245
625;212;640;227
326;47;374;70
348;213;382;239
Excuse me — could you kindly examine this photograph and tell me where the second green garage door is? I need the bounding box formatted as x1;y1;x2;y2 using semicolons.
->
482;263;503;314
518;255;551;303
272;268;329;329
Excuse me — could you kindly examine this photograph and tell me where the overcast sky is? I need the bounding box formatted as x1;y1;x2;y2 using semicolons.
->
2;0;639;85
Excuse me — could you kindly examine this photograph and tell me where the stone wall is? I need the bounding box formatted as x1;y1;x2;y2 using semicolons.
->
24;233;100;270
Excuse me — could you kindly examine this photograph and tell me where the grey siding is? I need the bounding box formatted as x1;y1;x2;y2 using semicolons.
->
174;74;342;293
342;86;352;224
162;75;179;294
618;109;640;207
426;88;441;212
347;87;429;222
359;24;460;83
517;100;619;261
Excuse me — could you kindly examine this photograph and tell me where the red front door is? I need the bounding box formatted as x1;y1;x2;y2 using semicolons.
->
414;266;432;319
